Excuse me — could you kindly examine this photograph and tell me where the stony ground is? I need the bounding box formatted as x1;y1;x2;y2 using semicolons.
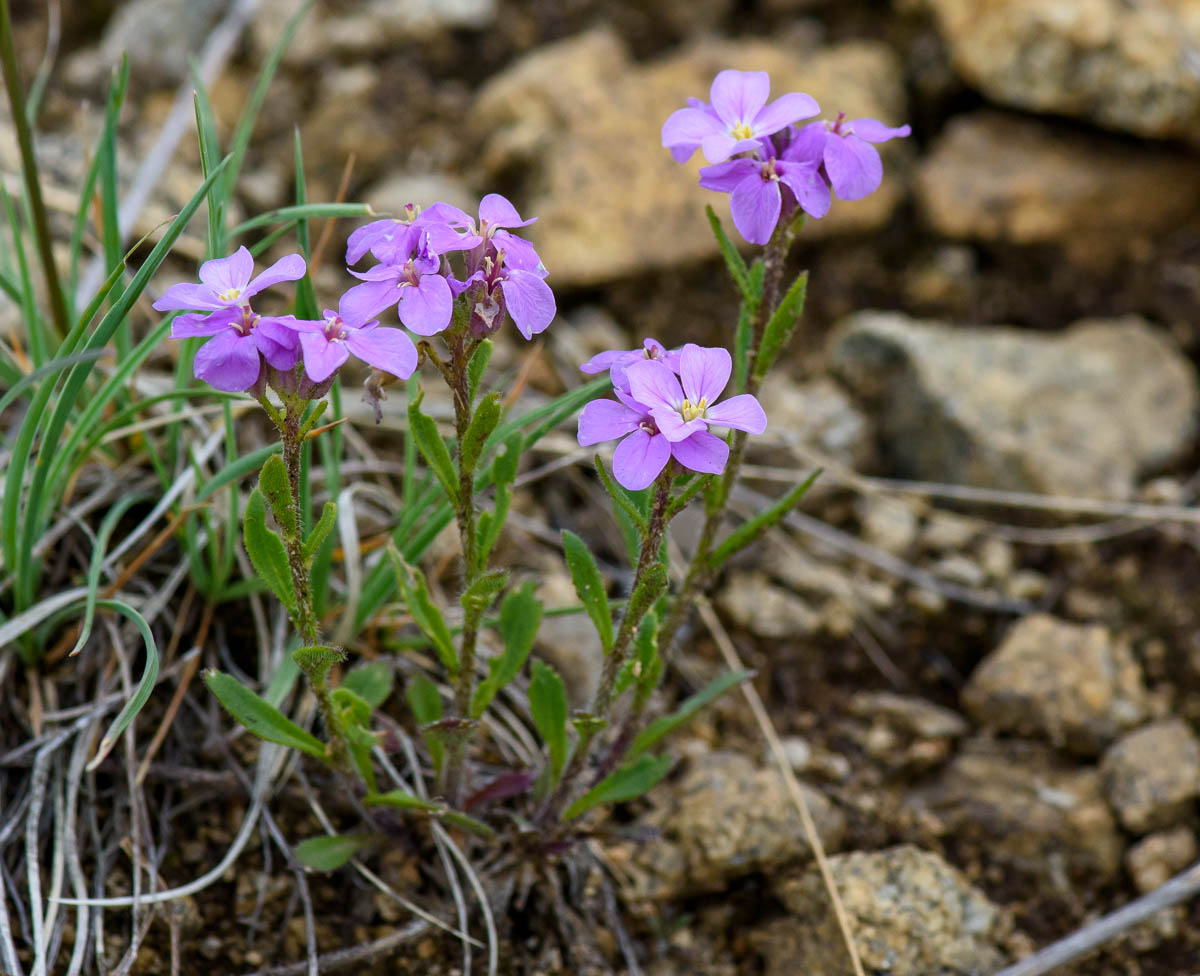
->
7;0;1200;973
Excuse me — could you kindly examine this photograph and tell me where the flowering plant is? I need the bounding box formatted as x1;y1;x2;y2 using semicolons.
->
152;67;906;865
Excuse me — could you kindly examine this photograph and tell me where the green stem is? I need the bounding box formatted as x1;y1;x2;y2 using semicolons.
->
0;0;69;341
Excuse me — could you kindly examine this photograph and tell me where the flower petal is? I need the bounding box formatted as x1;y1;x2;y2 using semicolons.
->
153;281;226;312
651;407;705;442
705;393;767;434
670;430;729;475
479;193;535;230
847;118;911;144
499;270;555;339
345;326;418;380
577;398;643;446
298;332;350;383
700;132;740;165
197;246;253;296
778;162;832;219
340;278;403;325
170;307;239;338
612;430;670;491
783;122;828;165
254;319;301;370
494;232;545;274
398;274;453;336
579;349;627;375
680;343;731;405
823;134;883;201
347;219;411;265
661;106;722;159
626;359;683;414
698;158;759;193
193;329;261;392
710;69;769;126
751;91;820;137
730;173;781;245
243;252;307;300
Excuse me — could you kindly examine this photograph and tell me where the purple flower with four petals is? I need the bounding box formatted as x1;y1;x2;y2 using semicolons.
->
661;69;819;165
790;113;911;201
580;338;681;393
284;298;418;384
577;343;767;491
340;231;455;336
153;247;307;392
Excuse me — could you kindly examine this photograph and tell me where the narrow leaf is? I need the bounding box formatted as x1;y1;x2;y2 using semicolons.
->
461;569;508;618
529;659;568;779
753;270;808;383
706;204;754;303
406;675;445;775
387;545;457;673
291;645;345;684
365;789;442;812
341;660;393;710
562;530;612;653
295;834;371;872
204;670;328;761
492;431;522;486
243;488;299;618
563;754;674;821
258;454;296;535
408;391;458;503
707;468;821;569
466;337;493;403
628;670;752;760
470;582;543;718
461;391;502;475
303;500;337;560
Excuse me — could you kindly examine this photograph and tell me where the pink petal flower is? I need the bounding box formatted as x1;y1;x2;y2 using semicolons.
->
612;429;671;491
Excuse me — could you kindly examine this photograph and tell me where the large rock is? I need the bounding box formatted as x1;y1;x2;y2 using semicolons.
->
1100;719;1200;834
97;0;225;86
470;29;909;287
760;845;1006;976
962;614;1149;755
830;311;1198;499
908;739;1125;884
916;111;1200;261
925;0;1200;143
626;751;845;899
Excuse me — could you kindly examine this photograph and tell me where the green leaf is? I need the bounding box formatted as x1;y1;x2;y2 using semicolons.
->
258;454;296;535
734;296;753;394
562;530;612;654
341;660;393;710
753;270;808;383
706;204;755;303
243;488;298;618
467;338;493;403
492;431;522;486
470;582;543;718
364;788;441;813
460;569;508;618
529;659;568;779
303;500;337;561
405;675;445;773
294;834;372;872
408;391;459;504
387;546;458;674
563;754;675;821
84;599;160;771
204;670;328;761
291;644;345;684
626;563;668;630
461;391;502;475
628;670;752;760
707;468;821;569
477;484;510;565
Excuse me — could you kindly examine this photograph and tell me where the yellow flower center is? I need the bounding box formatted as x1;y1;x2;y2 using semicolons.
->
731;122;755;141
218;287;242;302
680;397;708;422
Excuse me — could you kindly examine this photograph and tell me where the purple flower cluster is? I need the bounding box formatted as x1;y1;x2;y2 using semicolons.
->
155;195;555;395
578;341;766;490
662;69;910;245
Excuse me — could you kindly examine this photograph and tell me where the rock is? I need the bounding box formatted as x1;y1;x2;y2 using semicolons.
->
471;29;909;287
962;614;1148;755
1126;828;1198;894
917;111;1200;263
856;497;921;556
908;739;1125;884
628;751;845;899
762;845;1006;976
1100;719;1200;833
717;571;823;639
757;375;875;473
253;0;496;63
925;0;1200;143
848;691;969;740
830;311;1198;499
95;0;225;86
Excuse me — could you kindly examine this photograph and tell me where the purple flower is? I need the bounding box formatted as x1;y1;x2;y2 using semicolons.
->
283;298;418;384
699;141;831;245
340;230;454;336
154;247;308;392
346;202;481;266
661;70;819;165
626;344;766;444
153;246;307;313
454;194;555;339
792;113;911;201
580;338;682;393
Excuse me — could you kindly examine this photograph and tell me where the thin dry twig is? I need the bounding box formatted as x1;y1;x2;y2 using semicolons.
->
695;597;866;976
